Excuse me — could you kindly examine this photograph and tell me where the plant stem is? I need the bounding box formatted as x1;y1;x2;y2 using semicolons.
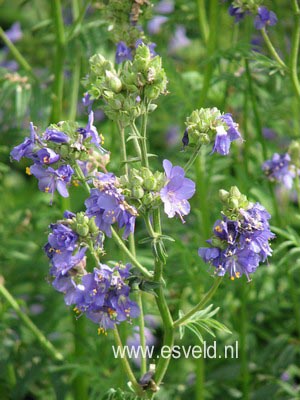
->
240;280;249;400
140;111;149;168
198;0;218;107
173;276;222;328
184;143;202;173
66;0;91;42
136;290;147;375
0;27;37;81
111;229;153;279
197;0;209;43
290;1;300;101
50;0;66;121
287;270;300;339
0;280;63;362
72;316;88;400
244;59;281;224
118;121;129;176
113;326;143;396
68;0;81;121
260;28;287;70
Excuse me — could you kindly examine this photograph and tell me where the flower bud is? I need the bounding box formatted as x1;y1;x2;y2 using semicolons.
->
105;70;122;93
144;176;157;191
132;186;144;199
219;189;230;202
76;224;89;237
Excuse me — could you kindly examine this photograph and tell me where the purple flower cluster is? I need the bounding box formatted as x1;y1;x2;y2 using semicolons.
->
227;4;277;30
160;159;196;222
11;112;104;202
254;6;277;30
85;173;138;238
45;220;87;287
147;0;174;34
69;263;139;330
213;113;242;156
115;40;157;64
198;203;275;281
44;216;139;330
262;153;296;189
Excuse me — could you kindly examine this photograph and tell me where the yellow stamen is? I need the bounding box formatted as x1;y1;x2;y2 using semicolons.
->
25;167;31;175
44;187;50;193
215;225;222;233
230;276;235;281
73;180;80;187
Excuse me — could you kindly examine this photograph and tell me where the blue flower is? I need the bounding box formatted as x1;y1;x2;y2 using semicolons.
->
115;41;133;64
36;148;60;165
69;263;139;330
228;5;245;22
85;173;137;238
10;122;37;161
198;202;274;281
160;159;196;222
43;128;69;144
254;6;277;30
262;153;296;189
30;164;74;201
212;114;241;155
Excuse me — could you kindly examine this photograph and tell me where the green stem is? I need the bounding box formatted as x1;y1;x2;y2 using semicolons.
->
72;316;88;400
151;209;174;390
173;276;222;328
111;229;153;279
118;121;129;176
68;0;81;121
0;280;63;362
50;0;66;121
290;2;300;101
67;0;91;42
197;0;209;43
240;280;249;400
184;143;202;173
136;291;147;375
198;0;218;107
260;28;287;70
130;122;143;160
113;326;143;396
288;270;300;339
244;60;281;225
0;27;37;81
140;109;150;168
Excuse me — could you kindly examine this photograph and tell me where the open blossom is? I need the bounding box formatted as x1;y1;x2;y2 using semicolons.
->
85;173;138;238
254;6;277;30
30;164;74;201
160;159;196;222
10;122;37;161
66;263;139;330
212;113;242;155
198;203;274;281
262;153;296;189
228;5;245;22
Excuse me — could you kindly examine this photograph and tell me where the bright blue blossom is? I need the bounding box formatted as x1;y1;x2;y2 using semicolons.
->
85;173;138;238
43;128;69;143
36;148;60;165
69;263;139;330
254;6;277;30
262;153;296;189
198;202;274;281
160;159;196;222
228;5;245;22
30;164;74;201
115;41;133;64
213;113;242;155
10;122;36;161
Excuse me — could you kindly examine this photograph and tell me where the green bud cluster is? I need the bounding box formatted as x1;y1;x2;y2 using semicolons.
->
68;212;99;238
103;0;152;47
231;0;261;13
288;140;300;168
184;107;222;146
219;186;249;218
83;45;168;126
120;167;165;208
